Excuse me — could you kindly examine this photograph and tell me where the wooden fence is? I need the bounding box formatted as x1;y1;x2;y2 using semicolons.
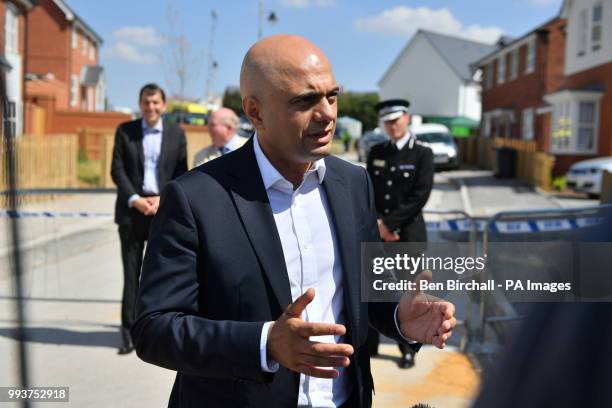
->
0;134;78;206
78;128;115;160
456;137;555;190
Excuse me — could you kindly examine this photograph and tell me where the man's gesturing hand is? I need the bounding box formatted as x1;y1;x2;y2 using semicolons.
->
267;288;354;379
398;270;457;349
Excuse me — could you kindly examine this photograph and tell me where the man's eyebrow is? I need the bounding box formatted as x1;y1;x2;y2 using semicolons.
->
290;87;340;103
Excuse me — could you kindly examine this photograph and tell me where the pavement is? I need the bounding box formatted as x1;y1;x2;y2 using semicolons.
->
0;153;602;407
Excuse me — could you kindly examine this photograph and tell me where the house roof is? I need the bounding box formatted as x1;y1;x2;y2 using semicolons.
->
471;16;563;69
81;65;104;87
13;0;36;10
379;29;496;86
51;0;103;44
25;77;67;97
421;30;496;82
0;55;12;72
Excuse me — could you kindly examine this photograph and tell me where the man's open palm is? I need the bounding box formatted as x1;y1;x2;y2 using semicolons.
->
398;270;456;349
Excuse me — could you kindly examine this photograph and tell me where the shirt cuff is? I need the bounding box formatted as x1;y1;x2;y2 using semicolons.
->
260;321;280;373
394;304;419;344
128;194;141;208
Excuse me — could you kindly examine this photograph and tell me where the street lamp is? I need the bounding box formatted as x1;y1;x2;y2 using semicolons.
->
258;0;278;39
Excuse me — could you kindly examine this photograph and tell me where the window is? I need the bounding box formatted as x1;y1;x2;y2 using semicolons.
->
509;48;519;80
551;101;571;151
591;3;603;51
70;75;78;107
522;108;534;140
497;54;506;85
89;45;95;61
546;92;601;154
71;29;78;49
82;36;88;56
4;4;19;54
525;39;536;73
577;9;588;56
484;63;493;89
4;100;16;137
577;101;596;149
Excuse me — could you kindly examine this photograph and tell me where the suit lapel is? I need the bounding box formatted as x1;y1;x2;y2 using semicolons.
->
321;160;360;335
227;140;293;311
133;120;145;182
157;121;171;183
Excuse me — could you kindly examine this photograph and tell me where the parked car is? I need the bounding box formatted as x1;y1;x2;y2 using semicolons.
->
566;156;612;198
357;129;389;162
411;123;459;170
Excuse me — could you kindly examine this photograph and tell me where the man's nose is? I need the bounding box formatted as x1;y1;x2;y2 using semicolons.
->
313;99;336;122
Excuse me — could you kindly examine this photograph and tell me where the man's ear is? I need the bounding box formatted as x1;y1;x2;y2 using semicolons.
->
243;96;264;131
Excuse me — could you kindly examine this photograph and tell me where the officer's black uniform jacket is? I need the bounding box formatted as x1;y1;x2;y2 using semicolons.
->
366;134;434;243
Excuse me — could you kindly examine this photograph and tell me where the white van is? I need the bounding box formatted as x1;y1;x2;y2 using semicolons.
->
410;123;459;170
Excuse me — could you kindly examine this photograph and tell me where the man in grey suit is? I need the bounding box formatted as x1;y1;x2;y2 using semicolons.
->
193;107;248;167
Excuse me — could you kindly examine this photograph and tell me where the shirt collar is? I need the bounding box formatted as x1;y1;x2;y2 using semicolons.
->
253;133;326;191
142;118;163;133
223;133;241;152
394;130;412;150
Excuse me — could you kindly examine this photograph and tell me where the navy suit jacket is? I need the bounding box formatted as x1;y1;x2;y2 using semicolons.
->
132;138;409;407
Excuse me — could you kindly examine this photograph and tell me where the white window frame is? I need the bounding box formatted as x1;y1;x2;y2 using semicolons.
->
525;39;536;74
591;3;603;52
577;101;597;150
509;48;519;80
578;9;588;56
82;36;88;56
89;44;95;61
545;91;601;155
497;54;506;85
71;28;78;49
4;4;19;54
521;108;534;140
70;75;78;107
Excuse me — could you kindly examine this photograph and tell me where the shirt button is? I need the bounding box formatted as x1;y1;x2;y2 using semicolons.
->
390;166;396;172
384;194;390;200
387;180;393;186
384;209;390;214
374;170;380;176
404;172;410;178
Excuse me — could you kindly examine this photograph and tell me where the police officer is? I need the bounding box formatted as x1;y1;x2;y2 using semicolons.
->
366;99;434;368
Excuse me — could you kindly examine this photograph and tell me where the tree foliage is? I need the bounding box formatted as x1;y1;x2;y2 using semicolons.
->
221;87;380;130
222;87;244;116
338;92;380;131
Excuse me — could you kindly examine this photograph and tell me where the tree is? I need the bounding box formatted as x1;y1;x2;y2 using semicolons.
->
163;3;203;101
338;92;380;131
222;87;244;116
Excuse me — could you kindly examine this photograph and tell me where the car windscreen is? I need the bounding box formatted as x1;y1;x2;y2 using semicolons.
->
415;132;453;144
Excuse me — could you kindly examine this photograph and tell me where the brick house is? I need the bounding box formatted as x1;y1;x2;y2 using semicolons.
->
25;0;105;113
474;17;567;156
1;0;35;135
544;0;612;174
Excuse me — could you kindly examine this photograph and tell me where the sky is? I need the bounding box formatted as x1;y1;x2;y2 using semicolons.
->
67;0;564;111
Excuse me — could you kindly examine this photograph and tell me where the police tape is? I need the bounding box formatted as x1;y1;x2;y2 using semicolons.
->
0;210;113;218
0;210;606;233
426;216;605;233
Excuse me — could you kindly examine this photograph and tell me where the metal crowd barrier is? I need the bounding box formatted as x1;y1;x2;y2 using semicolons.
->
474;204;612;358
424;209;481;352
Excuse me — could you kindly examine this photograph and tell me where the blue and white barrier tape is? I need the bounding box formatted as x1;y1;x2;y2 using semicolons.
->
0;211;605;233
426;217;605;233
0;210;113;218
